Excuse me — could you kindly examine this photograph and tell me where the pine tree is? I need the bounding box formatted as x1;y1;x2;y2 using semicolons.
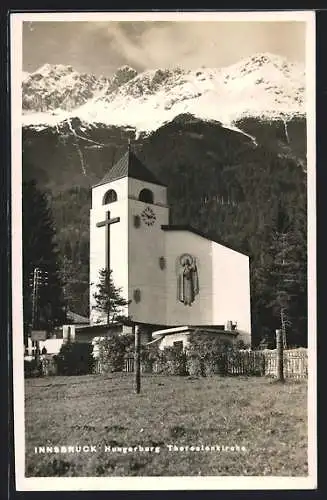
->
23;179;66;336
265;202;306;347
93;268;130;324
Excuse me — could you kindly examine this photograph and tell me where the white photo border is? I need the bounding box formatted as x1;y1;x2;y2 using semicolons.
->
10;9;317;491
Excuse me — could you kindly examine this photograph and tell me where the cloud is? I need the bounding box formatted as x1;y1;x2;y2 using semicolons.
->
23;20;306;75
99;21;305;70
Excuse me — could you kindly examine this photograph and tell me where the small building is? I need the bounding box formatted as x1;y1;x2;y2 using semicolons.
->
148;325;242;351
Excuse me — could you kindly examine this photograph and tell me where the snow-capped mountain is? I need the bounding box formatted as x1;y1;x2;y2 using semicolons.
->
22;64;139;113
23;63;110;112
22;53;305;133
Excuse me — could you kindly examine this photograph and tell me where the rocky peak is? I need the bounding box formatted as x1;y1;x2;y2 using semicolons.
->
111;65;138;85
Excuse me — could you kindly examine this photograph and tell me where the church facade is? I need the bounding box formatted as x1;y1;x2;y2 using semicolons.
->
89;147;252;346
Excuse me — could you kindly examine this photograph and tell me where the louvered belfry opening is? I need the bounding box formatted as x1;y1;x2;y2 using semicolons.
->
138;188;154;203
102;189;118;205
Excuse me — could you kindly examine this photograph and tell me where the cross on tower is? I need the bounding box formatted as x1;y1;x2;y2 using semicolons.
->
96;211;120;272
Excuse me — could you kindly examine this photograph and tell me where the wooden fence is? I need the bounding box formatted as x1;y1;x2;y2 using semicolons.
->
124;357;134;373
116;349;308;379
224;351;265;376
263;349;308;380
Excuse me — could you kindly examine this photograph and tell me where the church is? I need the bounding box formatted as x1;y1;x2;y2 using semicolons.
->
62;146;251;349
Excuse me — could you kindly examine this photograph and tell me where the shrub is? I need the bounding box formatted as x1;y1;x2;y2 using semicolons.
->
185;353;205;377
235;339;249;350
96;334;134;373
139;346;155;373
55;342;95;376
24;358;42;378
41;356;58;376
186;332;236;376
164;347;187;375
147;346;187;376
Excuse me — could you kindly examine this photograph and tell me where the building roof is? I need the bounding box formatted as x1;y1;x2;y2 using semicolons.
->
66;310;89;324
161;225;249;257
93;148;166;187
151;325;239;341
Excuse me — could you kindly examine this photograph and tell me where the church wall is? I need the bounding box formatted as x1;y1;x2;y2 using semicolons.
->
211;243;251;344
128;199;169;325
109;202;129;305
89;178;129;323
164;231;213;325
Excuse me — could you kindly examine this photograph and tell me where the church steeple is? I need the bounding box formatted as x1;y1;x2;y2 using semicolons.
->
90;140;169;327
94;143;166;187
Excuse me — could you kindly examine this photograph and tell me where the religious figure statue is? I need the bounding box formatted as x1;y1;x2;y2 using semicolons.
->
177;254;199;306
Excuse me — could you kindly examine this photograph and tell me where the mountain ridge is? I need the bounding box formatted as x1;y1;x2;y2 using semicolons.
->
22;52;305;134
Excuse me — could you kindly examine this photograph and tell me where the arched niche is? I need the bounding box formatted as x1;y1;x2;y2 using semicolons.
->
103;189;118;205
139;188;154;204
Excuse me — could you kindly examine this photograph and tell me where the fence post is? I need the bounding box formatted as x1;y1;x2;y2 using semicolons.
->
276;329;285;382
134;324;141;394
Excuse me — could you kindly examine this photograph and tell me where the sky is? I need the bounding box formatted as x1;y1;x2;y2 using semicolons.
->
23;21;306;77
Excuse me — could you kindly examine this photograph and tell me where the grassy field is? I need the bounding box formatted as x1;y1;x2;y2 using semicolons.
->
25;373;307;477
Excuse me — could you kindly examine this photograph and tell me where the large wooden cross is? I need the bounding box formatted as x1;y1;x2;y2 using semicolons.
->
96;211;120;271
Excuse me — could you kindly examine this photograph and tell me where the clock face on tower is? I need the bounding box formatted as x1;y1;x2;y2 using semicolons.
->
141;206;156;226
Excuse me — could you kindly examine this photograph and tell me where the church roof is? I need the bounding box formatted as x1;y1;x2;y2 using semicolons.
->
94;149;166;187
161;224;249;257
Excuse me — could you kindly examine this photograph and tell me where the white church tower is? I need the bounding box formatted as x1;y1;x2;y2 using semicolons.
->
89;145;169;326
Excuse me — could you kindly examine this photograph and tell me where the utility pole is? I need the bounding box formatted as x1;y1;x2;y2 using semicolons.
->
281;311;288;350
31;267;39;333
29;267;48;360
276;329;285;383
133;323;141;394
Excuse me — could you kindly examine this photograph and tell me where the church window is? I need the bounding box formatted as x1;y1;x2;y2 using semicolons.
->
133;215;141;228
139;188;154;204
173;341;183;351
103;189;118;205
159;256;166;270
133;289;141;303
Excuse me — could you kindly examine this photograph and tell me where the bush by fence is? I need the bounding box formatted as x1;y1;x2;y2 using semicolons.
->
94;335;264;378
24;358;43;378
24;355;58;378
41;355;58;376
120;348;308;379
54;342;95;376
94;334;134;373
186;333;230;376
93;331;307;379
25;336;307;380
150;347;188;376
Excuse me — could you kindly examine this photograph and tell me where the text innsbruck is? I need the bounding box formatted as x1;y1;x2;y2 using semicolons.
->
34;444;247;454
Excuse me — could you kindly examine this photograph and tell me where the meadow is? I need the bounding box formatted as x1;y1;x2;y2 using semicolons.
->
25;373;307;477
